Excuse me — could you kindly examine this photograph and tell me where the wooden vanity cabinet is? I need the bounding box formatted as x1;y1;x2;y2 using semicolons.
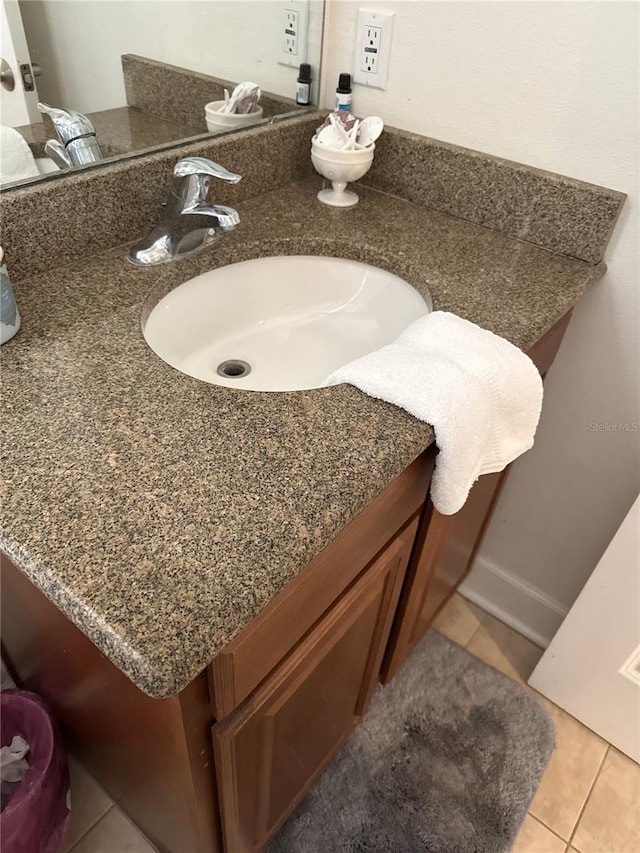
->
0;310;574;853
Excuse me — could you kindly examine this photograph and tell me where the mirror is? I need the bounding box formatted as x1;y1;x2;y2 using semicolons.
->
1;0;324;189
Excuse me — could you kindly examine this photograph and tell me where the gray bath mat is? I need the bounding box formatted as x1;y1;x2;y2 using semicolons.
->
269;629;554;853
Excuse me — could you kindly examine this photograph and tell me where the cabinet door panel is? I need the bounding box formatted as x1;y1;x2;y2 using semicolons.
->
213;520;417;853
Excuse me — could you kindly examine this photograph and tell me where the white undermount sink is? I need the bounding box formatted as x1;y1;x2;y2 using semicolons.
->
35;157;60;175
142;256;431;392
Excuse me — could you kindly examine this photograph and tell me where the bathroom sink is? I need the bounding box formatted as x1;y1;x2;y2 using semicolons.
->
142;256;431;391
35;158;60;175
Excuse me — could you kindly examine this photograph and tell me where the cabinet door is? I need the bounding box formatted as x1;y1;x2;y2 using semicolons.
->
382;470;509;682
212;520;417;853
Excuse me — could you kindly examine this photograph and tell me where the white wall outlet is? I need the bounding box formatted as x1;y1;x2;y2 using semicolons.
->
353;8;394;89
279;0;310;68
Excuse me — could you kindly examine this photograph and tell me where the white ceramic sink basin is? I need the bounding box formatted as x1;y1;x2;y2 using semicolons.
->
36;157;60;175
142;256;431;392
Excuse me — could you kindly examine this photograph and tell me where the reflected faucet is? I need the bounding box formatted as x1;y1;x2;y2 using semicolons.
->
128;157;242;266
37;102;103;170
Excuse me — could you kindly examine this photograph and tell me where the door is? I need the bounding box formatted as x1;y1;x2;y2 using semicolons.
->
529;496;640;762
0;0;41;125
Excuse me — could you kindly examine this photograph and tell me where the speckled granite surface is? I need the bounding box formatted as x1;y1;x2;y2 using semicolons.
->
365;127;625;264
0;178;604;698
123;54;302;129
15;106;202;169
3;113;624;286
1;114;323;281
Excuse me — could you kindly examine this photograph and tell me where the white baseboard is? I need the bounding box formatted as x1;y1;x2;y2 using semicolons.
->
459;557;569;649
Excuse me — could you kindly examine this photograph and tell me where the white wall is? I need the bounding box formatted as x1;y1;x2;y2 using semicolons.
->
19;0;324;112
323;0;639;643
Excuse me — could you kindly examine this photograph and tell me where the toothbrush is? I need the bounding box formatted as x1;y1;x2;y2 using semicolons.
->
343;120;361;151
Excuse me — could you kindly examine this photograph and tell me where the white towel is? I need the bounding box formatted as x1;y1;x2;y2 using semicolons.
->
324;311;544;515
0;125;40;187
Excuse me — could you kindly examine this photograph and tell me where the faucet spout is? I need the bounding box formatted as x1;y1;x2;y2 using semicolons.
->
183;204;240;231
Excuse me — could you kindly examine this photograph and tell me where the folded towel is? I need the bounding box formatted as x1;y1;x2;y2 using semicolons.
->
324;311;544;515
0;125;40;187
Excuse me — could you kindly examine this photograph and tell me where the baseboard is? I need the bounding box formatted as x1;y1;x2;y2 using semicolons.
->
459;557;569;649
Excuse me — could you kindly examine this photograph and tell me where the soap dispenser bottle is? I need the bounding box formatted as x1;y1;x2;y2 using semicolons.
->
0;248;21;344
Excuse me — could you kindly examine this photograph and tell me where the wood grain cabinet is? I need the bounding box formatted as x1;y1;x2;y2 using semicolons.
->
213;521;417;852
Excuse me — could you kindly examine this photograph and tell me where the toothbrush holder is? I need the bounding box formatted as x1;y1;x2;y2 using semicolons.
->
204;101;263;133
310;138;375;208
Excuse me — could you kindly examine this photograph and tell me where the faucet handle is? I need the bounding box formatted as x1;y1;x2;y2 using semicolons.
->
174;157;242;184
172;157;242;209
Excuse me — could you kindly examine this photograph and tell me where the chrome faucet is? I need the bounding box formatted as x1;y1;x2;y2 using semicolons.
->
128;157;242;266
37;102;103;170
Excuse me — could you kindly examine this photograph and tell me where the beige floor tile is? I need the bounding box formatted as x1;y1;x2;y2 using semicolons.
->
465;612;544;684
571;747;640;853
512;813;566;852
528;703;608;842
432;592;485;646
70;807;157;853
60;757;113;852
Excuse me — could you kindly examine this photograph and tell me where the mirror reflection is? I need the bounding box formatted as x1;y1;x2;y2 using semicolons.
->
0;0;323;189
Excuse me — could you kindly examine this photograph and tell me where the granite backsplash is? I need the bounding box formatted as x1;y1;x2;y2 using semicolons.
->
1;111;625;284
122;54;302;131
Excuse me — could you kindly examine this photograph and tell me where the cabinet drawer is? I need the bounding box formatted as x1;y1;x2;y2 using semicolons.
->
208;452;434;719
212;520;417;853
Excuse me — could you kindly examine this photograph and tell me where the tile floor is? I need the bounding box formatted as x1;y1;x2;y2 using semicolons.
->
59;594;640;852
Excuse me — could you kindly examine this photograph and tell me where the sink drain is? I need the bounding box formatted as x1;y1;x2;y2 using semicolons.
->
217;359;251;379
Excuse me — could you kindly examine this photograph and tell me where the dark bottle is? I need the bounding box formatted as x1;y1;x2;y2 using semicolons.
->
296;63;312;106
335;72;352;112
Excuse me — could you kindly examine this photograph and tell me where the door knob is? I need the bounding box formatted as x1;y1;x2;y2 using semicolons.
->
0;58;15;92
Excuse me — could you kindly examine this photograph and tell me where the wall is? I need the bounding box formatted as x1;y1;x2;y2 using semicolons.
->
19;0;324;112
323;0;639;644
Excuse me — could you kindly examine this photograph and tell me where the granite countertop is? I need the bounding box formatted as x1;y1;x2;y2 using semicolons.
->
0;178;604;698
17;107;204;162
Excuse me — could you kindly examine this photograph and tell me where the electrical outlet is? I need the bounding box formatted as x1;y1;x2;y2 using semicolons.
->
279;0;310;68
284;8;299;56
353;8;394;89
361;26;381;72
